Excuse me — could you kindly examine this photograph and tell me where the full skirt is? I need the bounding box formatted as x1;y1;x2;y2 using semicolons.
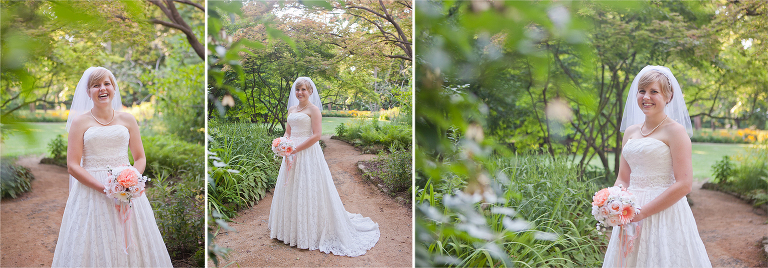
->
268;139;379;257
51;169;172;267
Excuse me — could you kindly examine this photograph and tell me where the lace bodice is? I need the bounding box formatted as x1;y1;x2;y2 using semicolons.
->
81;125;130;169
288;112;313;138
623;137;676;189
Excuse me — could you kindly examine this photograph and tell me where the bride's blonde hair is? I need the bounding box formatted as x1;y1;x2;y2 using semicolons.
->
294;77;314;94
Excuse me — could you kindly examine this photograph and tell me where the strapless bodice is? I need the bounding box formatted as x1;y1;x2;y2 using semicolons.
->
288;112;313;138
81;125;130;169
623;138;676;189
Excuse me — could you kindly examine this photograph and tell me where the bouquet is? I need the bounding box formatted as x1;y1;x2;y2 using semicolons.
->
104;165;149;203
591;185;640;231
272;137;296;185
271;137;295;157
103;165;150;254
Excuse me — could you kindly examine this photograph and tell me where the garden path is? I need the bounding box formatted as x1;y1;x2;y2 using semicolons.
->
1;156;67;267
691;180;768;267
211;135;413;267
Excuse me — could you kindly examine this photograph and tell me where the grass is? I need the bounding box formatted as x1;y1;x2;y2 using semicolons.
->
1;123;67;157
585;142;750;181
321;117;359;136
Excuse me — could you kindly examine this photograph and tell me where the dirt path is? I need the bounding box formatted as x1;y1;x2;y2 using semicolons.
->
690;180;768;267
211;136;413;267
1;156;68;267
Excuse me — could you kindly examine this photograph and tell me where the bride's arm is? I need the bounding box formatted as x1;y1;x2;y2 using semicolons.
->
123;113;146;174
631;124;693;222
292;106;323;153
66;117;106;192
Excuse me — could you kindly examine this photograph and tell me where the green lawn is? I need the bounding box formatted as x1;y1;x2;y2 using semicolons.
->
321;117;361;136
586;142;750;181
1;122;67;158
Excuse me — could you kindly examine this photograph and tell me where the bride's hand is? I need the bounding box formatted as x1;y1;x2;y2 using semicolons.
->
631;209;646;222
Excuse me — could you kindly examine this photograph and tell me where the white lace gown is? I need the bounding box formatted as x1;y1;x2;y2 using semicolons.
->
603;137;711;268
51;125;172;267
268;112;380;257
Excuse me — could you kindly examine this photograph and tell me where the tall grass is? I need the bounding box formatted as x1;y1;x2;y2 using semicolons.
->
418;155;609;267
207;122;281;219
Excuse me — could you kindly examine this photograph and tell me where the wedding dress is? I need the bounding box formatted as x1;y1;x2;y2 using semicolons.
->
268;112;380;257
51;125;172;267
603;137;711;267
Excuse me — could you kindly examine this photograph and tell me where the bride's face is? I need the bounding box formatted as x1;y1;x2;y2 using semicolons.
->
89;77;116;106
295;83;312;102
636;81;669;115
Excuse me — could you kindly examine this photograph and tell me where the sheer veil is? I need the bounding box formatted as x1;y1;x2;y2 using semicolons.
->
65;67;123;190
620;65;693;137
287;77;323;111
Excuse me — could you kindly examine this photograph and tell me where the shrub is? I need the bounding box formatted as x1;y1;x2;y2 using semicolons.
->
711;155;734;184
141;135;204;181
47;134;67;159
374;143;412;193
335;122;347;137
0;160;35;199
147;172;204;267
207;122;281;219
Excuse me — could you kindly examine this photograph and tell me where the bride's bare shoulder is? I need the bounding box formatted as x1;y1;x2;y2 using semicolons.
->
624;124;642;135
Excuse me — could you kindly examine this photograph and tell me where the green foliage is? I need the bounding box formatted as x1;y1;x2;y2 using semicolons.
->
207;121;281;219
711;155;734;184
372;143;412;194
147;171;204;266
335;122;347;137
419;155;608;267
141;135;204;181
47;134;67;160
336;118;411;152
0;160;35;199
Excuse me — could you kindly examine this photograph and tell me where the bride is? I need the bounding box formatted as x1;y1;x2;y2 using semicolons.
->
52;67;172;267
268;77;380;257
603;66;711;267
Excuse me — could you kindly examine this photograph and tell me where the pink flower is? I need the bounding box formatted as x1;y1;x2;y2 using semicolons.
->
117;170;138;188
592;188;610;207
609;200;623;215
109;181;125;195
619;204;636;224
130;181;145;197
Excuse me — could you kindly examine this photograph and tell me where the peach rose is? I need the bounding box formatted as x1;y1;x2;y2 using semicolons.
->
609;201;623;214
272;138;281;148
117;170;138;188
592;188;610;207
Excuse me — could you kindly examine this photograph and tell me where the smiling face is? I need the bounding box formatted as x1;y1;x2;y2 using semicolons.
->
636;80;669;115
294;79;313;103
87;69;116;106
636;70;672;116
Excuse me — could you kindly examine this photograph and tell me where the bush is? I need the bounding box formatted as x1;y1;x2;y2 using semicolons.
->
374;143;412;193
711;155;734;184
0;160;35;199
47;134;67;159
138;135;204;266
141;135;204;181
147;172;204;267
207;122;281;219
